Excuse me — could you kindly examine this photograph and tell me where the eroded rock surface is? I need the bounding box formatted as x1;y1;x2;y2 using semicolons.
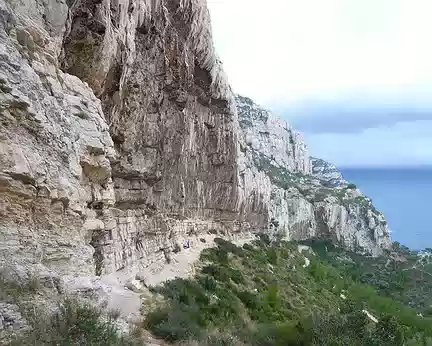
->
236;95;391;256
0;302;29;343
0;0;248;287
311;156;347;188
0;0;391;332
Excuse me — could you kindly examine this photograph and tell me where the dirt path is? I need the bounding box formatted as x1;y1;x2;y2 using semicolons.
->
100;233;255;321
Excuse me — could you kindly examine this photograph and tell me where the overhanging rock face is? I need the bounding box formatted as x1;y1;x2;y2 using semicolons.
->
0;0;254;282
60;0;248;274
0;0;390;296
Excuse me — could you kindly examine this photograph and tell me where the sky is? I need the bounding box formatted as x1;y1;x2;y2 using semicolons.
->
207;0;432;167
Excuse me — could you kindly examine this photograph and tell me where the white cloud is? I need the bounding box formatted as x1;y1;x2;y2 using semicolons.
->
208;0;432;105
208;0;432;166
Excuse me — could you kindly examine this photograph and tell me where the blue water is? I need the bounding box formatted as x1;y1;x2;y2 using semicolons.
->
340;168;432;250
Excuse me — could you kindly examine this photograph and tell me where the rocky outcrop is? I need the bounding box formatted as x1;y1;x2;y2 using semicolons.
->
236;95;391;256
311;157;347;188
0;0;250;306
237;95;311;175
0;303;29;344
0;0;391;332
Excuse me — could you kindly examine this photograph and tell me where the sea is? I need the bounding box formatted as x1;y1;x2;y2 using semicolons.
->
340;167;432;251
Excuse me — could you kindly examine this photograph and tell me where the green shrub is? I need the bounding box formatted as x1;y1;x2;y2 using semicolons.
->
250;321;313;346
202;265;231;282
237;290;259;310
144;301;206;341
198;275;218;292
144;240;432;344
267;247;278;265
14;298;129;345
213;238;244;256
372;315;406;346
257;233;271;246
200;247;229;264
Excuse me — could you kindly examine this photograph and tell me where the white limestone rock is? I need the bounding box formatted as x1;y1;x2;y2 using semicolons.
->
311;157;347;187
235;94;391;255
125;279;143;293
0;303;30;343
0;0;392;332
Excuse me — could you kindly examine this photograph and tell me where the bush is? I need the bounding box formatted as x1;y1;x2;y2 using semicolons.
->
250;321;312;346
200;247;229;264
202;265;231;283
237;290;259;310
257;233;271;246
267;247;278;265
144;302;206;341
213;238;244;256
198;275;218;292
372;315;406;346
144;240;432;345
243;243;255;252
14;298;129;345
347;183;357;189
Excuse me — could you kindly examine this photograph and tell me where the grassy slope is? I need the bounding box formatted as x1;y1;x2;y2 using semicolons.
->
144;236;432;345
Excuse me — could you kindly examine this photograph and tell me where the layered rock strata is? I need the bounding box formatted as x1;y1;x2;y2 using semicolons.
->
0;0;391;331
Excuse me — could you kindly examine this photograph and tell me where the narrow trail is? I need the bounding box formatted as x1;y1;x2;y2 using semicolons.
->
100;234;256;322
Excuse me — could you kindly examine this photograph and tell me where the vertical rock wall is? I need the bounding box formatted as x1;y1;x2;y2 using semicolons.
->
0;0;390;297
0;0;249;284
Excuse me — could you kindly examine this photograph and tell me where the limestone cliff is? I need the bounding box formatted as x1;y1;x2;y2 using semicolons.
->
311;156;347;188
0;0;392;336
236;95;391;256
0;0;250;299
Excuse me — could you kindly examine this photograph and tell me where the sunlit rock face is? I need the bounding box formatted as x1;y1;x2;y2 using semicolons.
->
311;157;347;188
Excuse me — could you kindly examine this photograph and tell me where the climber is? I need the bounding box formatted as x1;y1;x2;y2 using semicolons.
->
183;239;190;249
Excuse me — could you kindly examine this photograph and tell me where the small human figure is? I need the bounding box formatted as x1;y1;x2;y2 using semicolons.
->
187;239;190;248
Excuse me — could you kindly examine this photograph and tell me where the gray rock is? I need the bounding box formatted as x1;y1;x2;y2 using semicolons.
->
235;95;391;255
125;279;143;293
0;0;391;327
135;273;149;287
311;157;347;187
0;0;246;284
0;303;30;342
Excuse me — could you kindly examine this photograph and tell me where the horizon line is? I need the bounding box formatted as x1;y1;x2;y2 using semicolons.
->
337;164;432;170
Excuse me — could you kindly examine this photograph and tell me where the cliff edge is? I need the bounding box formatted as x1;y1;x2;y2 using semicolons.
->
236;95;391;256
0;0;391;338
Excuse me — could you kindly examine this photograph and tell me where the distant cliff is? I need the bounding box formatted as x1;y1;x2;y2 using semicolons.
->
236;95;391;256
311;157;347;187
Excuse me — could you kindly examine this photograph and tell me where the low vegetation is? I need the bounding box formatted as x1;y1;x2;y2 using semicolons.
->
252;151;309;190
144;236;432;345
4;238;432;345
305;239;432;314
10;298;133;346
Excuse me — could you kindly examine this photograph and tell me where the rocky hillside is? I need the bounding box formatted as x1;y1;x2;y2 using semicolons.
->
311;157;347;187
143;238;432;345
236;95;391;256
0;0;392;341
